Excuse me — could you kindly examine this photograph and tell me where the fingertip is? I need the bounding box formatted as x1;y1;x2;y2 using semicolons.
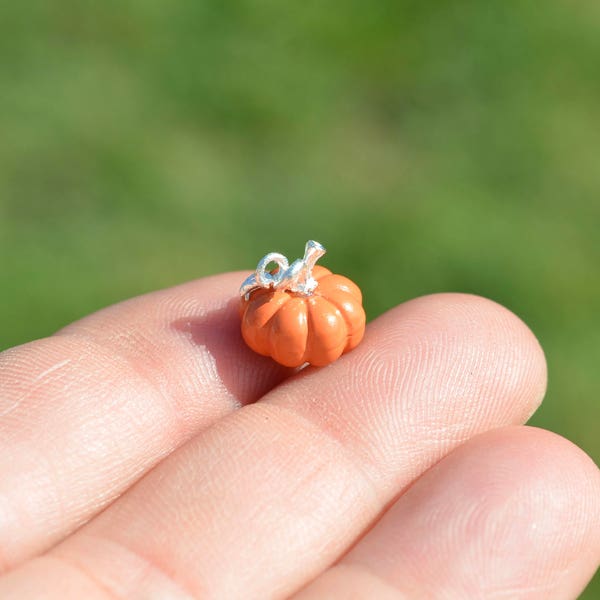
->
296;425;600;600
341;425;600;600
368;292;548;421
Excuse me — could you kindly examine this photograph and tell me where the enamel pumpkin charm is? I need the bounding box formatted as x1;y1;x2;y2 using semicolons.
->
239;240;366;367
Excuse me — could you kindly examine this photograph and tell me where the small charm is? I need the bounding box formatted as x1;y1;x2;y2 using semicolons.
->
239;240;366;367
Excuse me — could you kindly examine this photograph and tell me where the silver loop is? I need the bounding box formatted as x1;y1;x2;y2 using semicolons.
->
255;253;289;288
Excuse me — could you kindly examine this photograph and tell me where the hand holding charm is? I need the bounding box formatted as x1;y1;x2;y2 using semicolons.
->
239;241;366;367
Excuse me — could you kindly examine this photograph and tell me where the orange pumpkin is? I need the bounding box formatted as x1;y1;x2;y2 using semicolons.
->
239;242;366;367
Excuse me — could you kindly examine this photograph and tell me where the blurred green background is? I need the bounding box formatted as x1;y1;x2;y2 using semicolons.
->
1;1;599;594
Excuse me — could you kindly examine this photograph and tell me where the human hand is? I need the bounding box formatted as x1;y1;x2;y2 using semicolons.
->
0;272;598;599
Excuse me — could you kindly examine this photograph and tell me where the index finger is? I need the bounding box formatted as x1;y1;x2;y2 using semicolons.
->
0;271;293;571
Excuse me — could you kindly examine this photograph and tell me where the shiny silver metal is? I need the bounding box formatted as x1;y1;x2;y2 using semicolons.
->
240;240;327;300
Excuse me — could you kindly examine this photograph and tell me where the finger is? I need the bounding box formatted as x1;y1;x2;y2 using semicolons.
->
294;426;600;600
0;271;293;570
0;293;548;598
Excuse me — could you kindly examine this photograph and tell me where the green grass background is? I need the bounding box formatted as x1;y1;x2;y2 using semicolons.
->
1;1;599;595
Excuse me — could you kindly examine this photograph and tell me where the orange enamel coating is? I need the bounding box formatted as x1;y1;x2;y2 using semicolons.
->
240;265;366;367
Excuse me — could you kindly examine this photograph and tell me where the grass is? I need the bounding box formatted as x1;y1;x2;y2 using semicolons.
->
1;1;599;595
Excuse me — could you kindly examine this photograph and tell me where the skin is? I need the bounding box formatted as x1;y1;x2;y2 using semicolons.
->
0;271;598;599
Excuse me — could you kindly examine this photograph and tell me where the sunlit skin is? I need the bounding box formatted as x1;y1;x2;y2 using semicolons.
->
0;271;598;598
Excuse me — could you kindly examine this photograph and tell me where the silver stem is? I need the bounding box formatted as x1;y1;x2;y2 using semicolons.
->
302;240;327;275
286;240;326;294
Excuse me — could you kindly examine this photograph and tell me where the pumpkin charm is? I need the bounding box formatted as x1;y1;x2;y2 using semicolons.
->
239;240;366;367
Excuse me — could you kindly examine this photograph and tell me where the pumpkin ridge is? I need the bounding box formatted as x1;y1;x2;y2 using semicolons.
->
316;296;348;343
320;292;355;343
268;297;308;367
312;265;332;281
307;297;348;366
300;297;313;365
263;292;293;343
243;290;292;356
302;297;345;364
316;274;362;302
